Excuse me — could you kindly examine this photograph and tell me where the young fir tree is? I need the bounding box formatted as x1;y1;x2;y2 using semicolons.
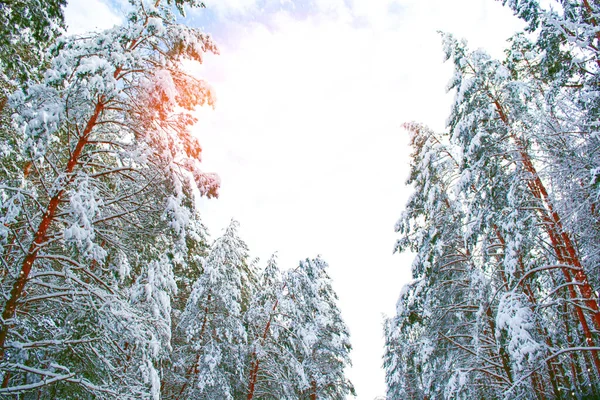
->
160;208;211;395
0;0;219;397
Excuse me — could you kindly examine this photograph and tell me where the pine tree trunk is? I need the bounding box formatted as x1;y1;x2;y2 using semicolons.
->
0;95;6;116
492;100;600;367
247;288;284;399
486;306;514;384
177;291;211;399
310;380;317;400
246;301;277;399
0;100;104;360
246;359;260;400
582;0;600;45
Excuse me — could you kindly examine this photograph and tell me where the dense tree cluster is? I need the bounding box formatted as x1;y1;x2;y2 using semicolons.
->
384;0;600;398
0;0;353;398
165;222;354;400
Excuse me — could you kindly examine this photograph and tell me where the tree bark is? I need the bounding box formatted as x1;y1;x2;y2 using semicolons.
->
310;380;317;400
247;292;282;399
176;291;211;399
0;100;104;360
486;306;514;384
493;99;600;338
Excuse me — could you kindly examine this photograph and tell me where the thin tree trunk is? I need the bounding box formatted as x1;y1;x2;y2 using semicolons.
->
247;297;279;399
582;0;600;44
522;281;562;398
486;306;514;384
0;95;6;116
310;380;317;400
496;228;559;398
176;291;211;399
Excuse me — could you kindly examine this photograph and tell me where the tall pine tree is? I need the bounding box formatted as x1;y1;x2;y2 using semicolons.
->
385;0;600;398
0;0;218;396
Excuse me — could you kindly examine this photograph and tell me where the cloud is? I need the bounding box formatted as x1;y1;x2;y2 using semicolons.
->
64;0;122;35
203;0;261;16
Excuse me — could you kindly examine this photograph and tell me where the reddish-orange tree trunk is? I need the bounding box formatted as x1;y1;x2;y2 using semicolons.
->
0;101;104;360
493;100;600;375
176;291;212;399
247;290;283;399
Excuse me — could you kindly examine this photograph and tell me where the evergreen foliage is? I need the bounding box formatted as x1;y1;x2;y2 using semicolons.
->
0;0;354;396
385;1;600;398
0;0;220;396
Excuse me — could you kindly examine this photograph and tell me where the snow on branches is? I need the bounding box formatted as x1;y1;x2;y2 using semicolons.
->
386;1;600;398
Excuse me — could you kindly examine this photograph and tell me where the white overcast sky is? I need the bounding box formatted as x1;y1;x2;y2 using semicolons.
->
66;0;523;398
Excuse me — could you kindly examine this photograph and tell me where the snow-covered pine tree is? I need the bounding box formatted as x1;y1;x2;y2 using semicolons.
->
0;0;219;397
499;0;600;307
441;36;565;396
443;22;600;395
174;220;255;399
385;123;518;399
387;1;600;397
284;257;355;400
244;256;354;399
245;254;289;400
